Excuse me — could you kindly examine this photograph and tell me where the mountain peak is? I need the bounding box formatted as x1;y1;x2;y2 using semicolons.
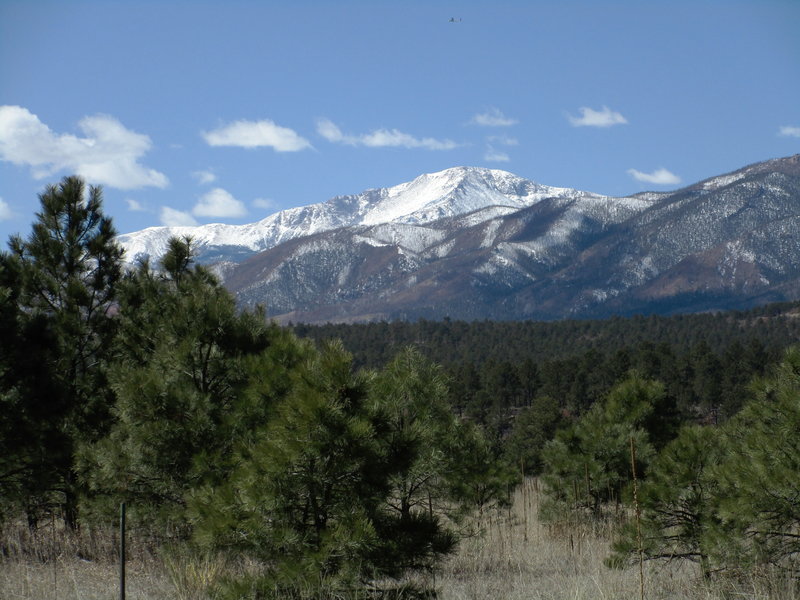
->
118;166;594;265
412;165;520;185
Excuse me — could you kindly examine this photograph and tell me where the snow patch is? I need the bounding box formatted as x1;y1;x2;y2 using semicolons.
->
701;172;746;190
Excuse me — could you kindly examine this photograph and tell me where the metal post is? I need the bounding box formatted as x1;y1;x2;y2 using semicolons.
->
120;502;126;600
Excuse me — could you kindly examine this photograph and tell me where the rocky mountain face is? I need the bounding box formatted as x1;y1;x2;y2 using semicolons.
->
119;155;800;323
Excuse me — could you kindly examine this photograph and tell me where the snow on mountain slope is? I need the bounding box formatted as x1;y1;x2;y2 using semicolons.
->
219;155;800;323
117;167;605;265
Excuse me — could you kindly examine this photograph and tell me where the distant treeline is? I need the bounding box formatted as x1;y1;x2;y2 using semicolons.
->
294;304;800;425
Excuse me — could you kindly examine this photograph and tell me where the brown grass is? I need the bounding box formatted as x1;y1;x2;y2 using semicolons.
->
437;480;798;600
0;517;174;600
1;481;797;599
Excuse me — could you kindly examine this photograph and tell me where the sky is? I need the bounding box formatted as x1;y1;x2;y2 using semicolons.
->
1;0;799;244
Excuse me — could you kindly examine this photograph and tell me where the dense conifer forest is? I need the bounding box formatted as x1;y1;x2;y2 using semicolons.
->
294;306;800;431
294;306;800;370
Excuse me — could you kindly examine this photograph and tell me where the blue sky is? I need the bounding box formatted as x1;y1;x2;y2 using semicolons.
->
1;0;799;243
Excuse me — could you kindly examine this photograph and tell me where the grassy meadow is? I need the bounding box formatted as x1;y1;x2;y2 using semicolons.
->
1;479;797;600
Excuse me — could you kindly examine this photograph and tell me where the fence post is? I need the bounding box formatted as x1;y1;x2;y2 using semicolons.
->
120;502;126;600
630;438;644;600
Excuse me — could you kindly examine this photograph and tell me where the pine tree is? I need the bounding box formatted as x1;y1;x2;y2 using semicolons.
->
78;237;291;530
541;373;664;519
0;253;39;521
191;340;390;596
4;176;122;527
369;347;462;577
191;345;506;597
504;395;563;476
607;424;723;578
711;347;800;573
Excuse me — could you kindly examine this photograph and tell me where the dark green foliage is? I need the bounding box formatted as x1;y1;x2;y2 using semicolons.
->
294;309;797;372
608;424;724;578
0;253;54;521
711;347;800;573
9;177;122;435
541;373;667;518
370;348;457;554
192;341;396;595
78;237;297;530
374;348;516;522
608;347;800;579
445;419;518;516
295;311;786;429
191;345;510;597
504;395;564;475
1;251;77;524
1;177;122;526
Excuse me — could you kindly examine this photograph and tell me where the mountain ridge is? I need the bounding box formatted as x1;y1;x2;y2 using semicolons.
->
117;166;597;266
118;155;800;324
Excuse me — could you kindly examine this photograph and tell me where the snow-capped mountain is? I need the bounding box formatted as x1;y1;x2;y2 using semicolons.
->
119;155;800;323
117;166;595;266
223;155;800;323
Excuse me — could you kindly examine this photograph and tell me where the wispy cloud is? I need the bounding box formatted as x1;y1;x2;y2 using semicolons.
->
484;146;510;163
125;198;145;212
317;118;459;150
0;105;168;189
487;134;519;146
482;133;517;163
0;198;12;221
253;197;276;211
779;125;800;137
567;105;628;128
628;167;681;185
470;108;518;127
192;169;216;184
160;206;198;227
192;187;247;218
203;119;312;151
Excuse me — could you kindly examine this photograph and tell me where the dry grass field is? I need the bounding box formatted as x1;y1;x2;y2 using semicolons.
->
436;481;798;600
1;480;797;599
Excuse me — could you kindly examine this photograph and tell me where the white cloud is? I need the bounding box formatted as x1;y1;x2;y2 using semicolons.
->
317;119;345;143
125;198;145;212
192;169;216;184
0;198;12;221
160;206;198;227
316;118;458;151
484;146;510;163
203;119;311;151
779;125;800;137
488;134;519;146
470;108;518;127
567;105;628;128
627;167;681;185
0;105;168;189
253;197;276;210
192;187;247;218
364;129;458;150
